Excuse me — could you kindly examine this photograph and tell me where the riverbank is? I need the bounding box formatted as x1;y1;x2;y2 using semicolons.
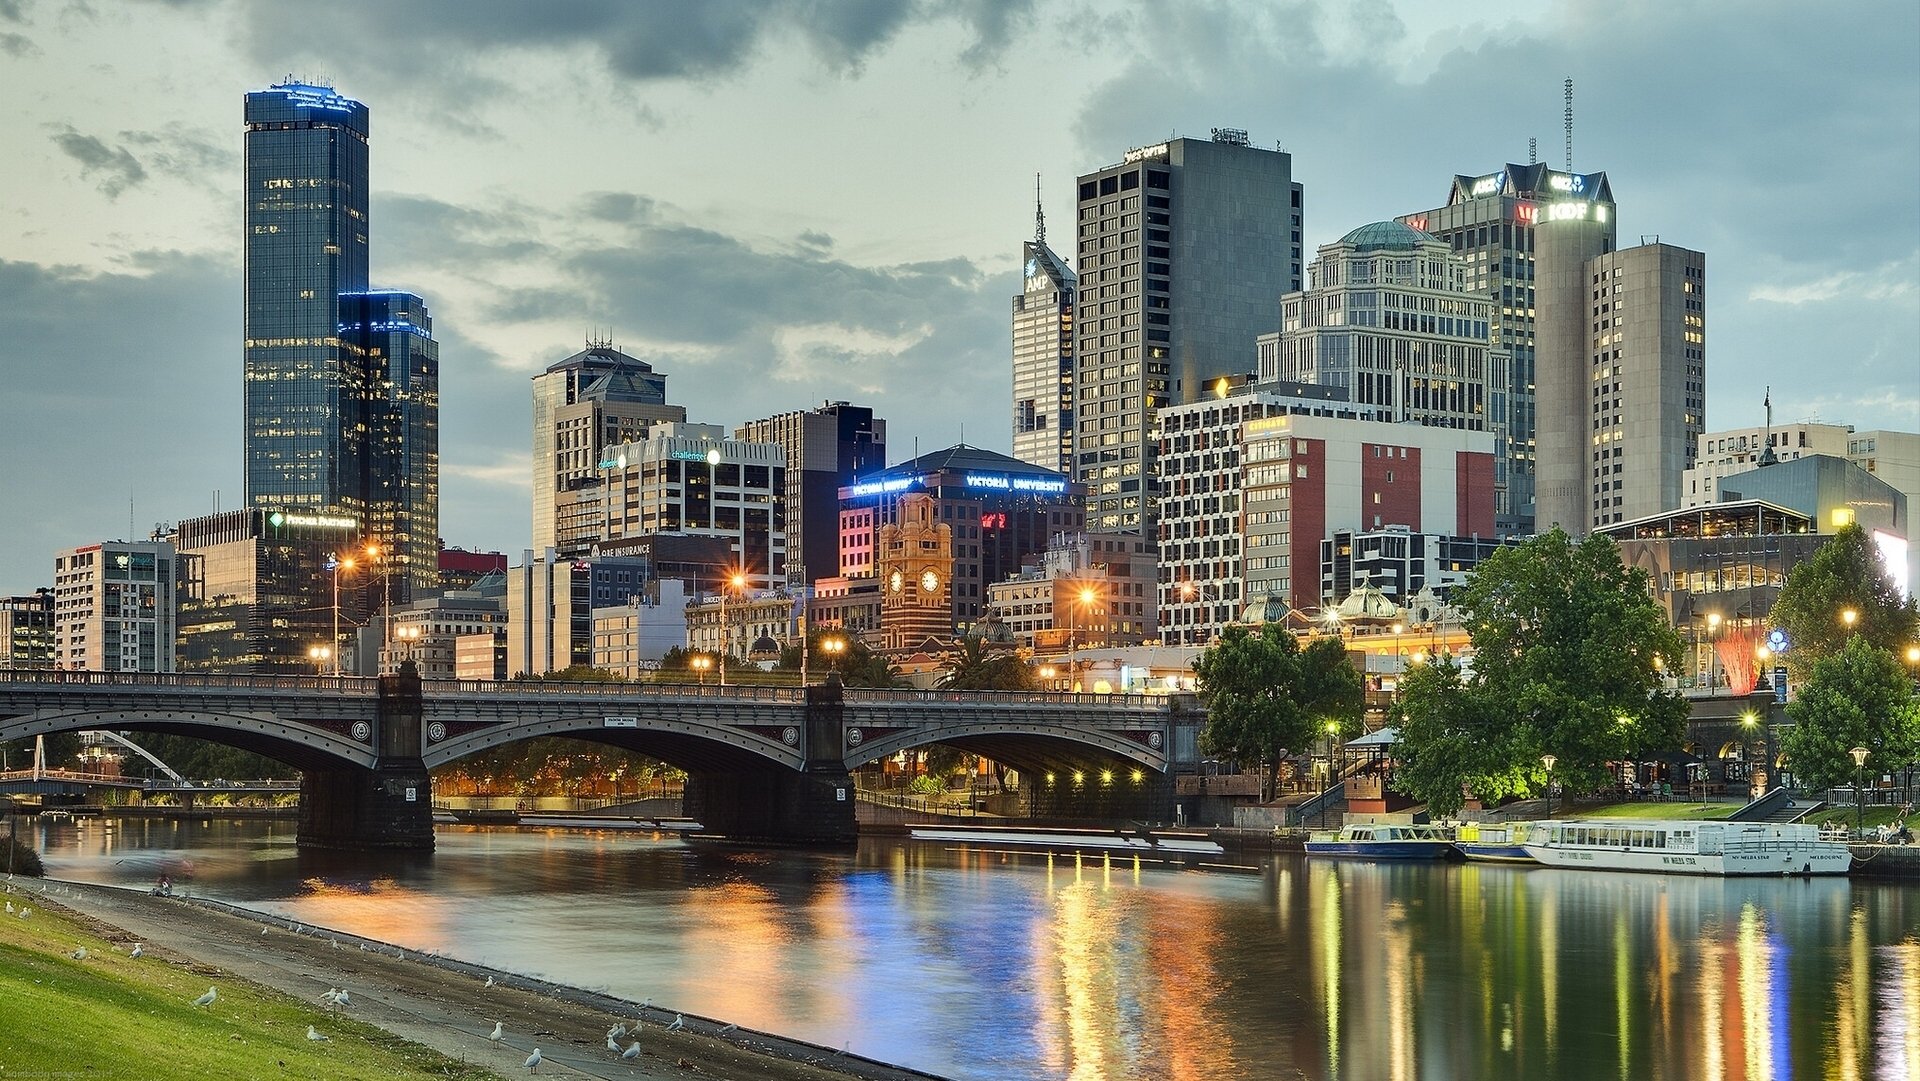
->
18;878;945;1081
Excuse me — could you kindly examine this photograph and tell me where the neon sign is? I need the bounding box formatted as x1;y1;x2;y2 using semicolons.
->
269;511;358;530
981;513;1008;530
1470;175;1499;197
965;473;1067;494
1547;173;1588;195
1544;202;1608;223
848;476;920;498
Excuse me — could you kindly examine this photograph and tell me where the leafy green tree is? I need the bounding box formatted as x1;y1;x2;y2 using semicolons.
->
1396;530;1686;806
936;638;1038;691
1388;657;1523;818
1780;635;1920;792
1771;523;1919;681
1193;623;1363;801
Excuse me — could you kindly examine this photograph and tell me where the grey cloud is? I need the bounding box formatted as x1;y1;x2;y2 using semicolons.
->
581;192;656;224
119;128;237;182
372;193;556;272
0;253;242;592
0;31;34;55
49;125;148;198
0;1;23;23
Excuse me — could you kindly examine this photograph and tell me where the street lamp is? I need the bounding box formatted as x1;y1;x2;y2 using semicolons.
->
326;553;356;677
307;645;332;675
1177;580;1220;645
718;571;746;687
1740;710;1761;799
1542;754;1557;820
1851;746;1869;835
1067;584;1099;693
394;624;422;673
690;654;712;686
820;635;846;680
1704;611;1723;689
1840;608;1859;632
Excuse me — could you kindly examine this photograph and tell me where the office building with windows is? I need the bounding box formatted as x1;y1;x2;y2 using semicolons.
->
531;341;688;554
0;592;55;670
1682;420;1856;508
171;508;369;674
1073;132;1303;532
339;291;439;599
735;401;885;588
506;549;655;678
1012;194;1077;475
1399;164;1616;533
53;541;177;672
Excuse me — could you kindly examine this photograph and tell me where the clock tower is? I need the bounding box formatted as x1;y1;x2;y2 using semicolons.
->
877;492;952;653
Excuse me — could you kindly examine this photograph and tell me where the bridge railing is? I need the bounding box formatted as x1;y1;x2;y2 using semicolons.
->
841;688;1168;710
423;679;807;703
0;670;370;694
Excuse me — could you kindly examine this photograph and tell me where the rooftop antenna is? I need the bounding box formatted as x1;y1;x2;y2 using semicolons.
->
1528;137;1538;165
1758;387;1779;467
1563;77;1574;172
1034;173;1046;248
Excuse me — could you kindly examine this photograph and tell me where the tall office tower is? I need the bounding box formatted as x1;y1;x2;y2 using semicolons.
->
1531;194;1619;534
242;82;372;515
530;341;688;554
590;423;788;591
340;291;438;601
1569;243;1706;530
52;541;178;672
1261;220;1506;447
171;508;366;674
1012;181;1076;475
1073;131;1303;532
1399;165;1615;534
0;592;55;670
735;401;885;587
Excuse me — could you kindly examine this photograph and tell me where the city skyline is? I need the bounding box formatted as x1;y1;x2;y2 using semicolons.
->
1;1;1916;592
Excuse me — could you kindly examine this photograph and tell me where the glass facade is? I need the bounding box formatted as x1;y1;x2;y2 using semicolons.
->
341;291;439;600
243;82;372;514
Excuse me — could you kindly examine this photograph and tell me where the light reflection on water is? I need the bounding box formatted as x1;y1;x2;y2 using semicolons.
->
18;815;1919;1081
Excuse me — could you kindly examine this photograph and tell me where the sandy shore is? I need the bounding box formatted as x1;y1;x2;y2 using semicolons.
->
27;877;946;1081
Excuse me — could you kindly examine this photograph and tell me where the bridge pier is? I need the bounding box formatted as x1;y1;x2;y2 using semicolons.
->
297;668;435;851
683;681;857;845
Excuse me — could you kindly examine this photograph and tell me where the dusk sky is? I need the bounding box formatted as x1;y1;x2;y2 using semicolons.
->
2;0;1916;593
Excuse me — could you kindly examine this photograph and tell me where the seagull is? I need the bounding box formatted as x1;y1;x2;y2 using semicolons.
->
608;1023;627;1039
17;907;28;919
130;943;143;959
484;975;495;988
321;987;340;1005
330;937;341;949
333;989;351;1008
70;947;87;960
607;1035;619;1051
488;1021;504;1043
261;927;269;936
306;1025;329;1041
524;1048;542;1072
192;987;217;1007
667;1013;684;1031
4;900;11;913
621;1041;641;1060
718;1023;737;1034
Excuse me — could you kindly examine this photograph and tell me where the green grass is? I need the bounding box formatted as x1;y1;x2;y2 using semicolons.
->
1571;801;1741;821
0;898;498;1080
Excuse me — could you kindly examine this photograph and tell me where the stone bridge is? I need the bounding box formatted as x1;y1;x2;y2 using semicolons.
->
0;670;1205;850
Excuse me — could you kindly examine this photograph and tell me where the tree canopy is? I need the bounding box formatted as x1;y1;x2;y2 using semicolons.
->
936;638;1038;691
1770;523;1919;681
1193;623;1363;801
1391;529;1687;816
1780;635;1920;792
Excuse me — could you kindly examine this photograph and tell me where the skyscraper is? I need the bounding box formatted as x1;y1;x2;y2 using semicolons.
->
1012;180;1075;475
1399;164;1616;534
340;291;438;598
530;341;687;554
242;82;371;514
735;401;885;586
1533;197;1619;533
1073;131;1303;533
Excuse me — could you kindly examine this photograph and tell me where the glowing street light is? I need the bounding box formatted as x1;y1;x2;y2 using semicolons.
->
1541;753;1558;820
1851;746;1869;834
307;645;332;675
690;654;712;686
718;571;748;687
820;635;847;680
325;553;356;677
1068;583;1100;693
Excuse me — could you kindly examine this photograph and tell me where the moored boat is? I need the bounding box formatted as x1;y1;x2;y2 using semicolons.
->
1454;822;1535;863
1305;823;1458;860
1521;819;1851;876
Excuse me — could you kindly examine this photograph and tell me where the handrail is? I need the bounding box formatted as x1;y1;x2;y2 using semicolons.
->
0;670;372;693
840;688;1167;710
422;680;807;703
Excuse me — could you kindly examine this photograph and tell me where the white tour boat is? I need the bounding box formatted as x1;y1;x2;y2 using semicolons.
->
1521;819;1851;876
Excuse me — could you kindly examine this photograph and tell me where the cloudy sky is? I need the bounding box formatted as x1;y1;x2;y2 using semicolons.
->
2;0;1915;593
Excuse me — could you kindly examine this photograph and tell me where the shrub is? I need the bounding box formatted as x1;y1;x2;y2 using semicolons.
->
907;775;942;796
1;834;44;877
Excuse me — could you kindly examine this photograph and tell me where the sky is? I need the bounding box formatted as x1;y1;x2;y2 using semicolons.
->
1;0;1916;593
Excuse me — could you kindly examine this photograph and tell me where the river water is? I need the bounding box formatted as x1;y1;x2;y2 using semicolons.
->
15;815;1918;1081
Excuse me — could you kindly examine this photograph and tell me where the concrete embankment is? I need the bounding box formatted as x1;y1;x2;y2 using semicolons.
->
30;879;946;1081
1848;843;1920;878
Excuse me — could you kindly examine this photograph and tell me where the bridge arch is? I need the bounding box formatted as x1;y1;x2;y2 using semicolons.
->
843;720;1168;775
423;710;806;774
0;709;378;771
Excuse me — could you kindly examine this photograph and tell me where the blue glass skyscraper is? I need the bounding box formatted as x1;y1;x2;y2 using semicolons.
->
340;292;439;599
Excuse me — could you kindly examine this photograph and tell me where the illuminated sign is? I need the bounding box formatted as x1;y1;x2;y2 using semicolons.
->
670;450;711;462
848;476;920;498
964;473;1067;494
268;511;358;530
981;512;1008;530
1403;215;1428;232
1515;203;1538;224
1124;142;1169;163
1245;416;1293;436
1547;173;1588;195
1543;202;1608;223
1470;175;1500;197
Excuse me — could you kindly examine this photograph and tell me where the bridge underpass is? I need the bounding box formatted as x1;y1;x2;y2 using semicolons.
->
2;671;1206;850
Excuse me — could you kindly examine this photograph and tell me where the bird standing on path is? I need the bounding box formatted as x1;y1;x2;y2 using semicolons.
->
667;1013;684;1031
524;1048;542;1072
306;1025;329;1041
607;1035;619;1052
70;947;87;960
488;1021;504;1043
484;975;495;988
333;989;351;1008
621;1041;641;1060
192;987;217;1007
130;943;143;958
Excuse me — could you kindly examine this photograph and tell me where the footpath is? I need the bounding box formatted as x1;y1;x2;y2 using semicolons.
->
22;877;945;1081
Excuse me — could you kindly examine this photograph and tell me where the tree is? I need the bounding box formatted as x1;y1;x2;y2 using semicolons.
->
1771;523;1920;681
1395;530;1687;806
1780;635;1920;792
1389;657;1524;819
1193;623;1363;802
936;638;1038;691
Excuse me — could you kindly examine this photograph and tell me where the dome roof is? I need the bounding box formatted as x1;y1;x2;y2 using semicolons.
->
1340;220;1438;252
748;634;782;658
1334;584;1402;622
1238;594;1294;626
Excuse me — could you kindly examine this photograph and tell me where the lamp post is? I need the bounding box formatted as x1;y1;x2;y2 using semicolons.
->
1542;753;1557;820
364;541;392;666
394;624;422;673
307;645;332;675
1739;710;1760;798
718;572;746;687
1038;664;1056;690
690;655;711;686
1703;611;1723;689
1177;580;1220;646
820;634;846;681
1851;746;1869;835
1324;719;1343;825
326;554;355;677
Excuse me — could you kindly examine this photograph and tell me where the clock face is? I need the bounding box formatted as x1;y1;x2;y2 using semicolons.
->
921;570;939;593
889;570;903;593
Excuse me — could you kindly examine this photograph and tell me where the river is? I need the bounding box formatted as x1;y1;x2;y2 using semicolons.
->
14;815;1917;1081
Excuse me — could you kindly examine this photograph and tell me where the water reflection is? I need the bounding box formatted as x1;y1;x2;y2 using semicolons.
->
19;815;1920;1081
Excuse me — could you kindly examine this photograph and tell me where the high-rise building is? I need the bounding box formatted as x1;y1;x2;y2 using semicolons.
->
340;291;438;600
52;541;177;672
1552;242;1706;531
1073;132;1303;532
171;508;367;674
1012;183;1076;476
243;81;372;515
506;549;654;677
1399;164;1616;533
1532;195;1621;534
531;341;687;554
0;592;55;670
735;401;885;587
1261;219;1506;448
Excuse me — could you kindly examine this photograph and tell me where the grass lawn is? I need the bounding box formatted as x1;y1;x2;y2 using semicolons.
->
0;891;499;1080
1570;801;1741;821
